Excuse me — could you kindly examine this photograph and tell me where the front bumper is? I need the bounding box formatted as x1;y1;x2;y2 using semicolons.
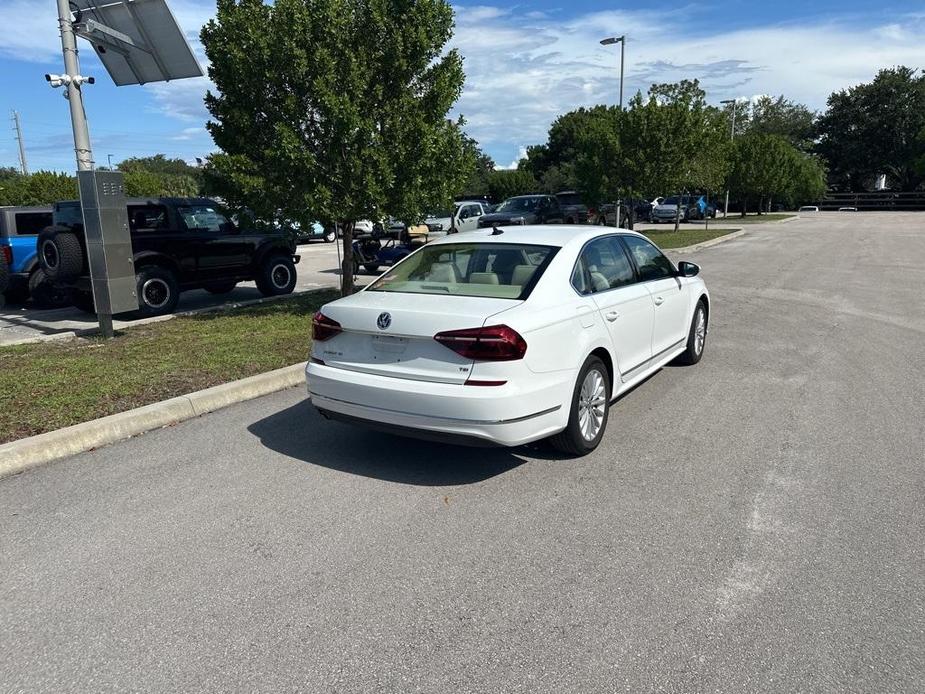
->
306;362;569;447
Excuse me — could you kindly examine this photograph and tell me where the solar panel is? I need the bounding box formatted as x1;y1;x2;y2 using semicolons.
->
71;0;203;86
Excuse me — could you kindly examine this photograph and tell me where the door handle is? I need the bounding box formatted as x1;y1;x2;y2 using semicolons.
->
654;296;664;306
605;311;620;322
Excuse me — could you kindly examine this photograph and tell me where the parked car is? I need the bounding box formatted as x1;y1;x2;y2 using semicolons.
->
651;194;715;223
555;191;590;224
290;221;337;244
307;226;709;454
477;195;565;227
0;245;8;302
0;205;70;307
37;197;299;317
423;200;490;236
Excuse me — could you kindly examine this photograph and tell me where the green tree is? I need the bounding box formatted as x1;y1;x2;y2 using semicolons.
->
202;0;469;294
816;66;925;191
0;171;77;206
745;96;816;151
458;135;495;198
727;133;795;214
486;169;537;202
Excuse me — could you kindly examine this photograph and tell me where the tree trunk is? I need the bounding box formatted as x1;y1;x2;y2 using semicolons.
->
340;221;355;296
740;197;747;217
627;202;635;230
757;195;764;215
673;198;681;233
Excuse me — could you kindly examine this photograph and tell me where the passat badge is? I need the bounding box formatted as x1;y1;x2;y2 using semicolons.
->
377;312;392;330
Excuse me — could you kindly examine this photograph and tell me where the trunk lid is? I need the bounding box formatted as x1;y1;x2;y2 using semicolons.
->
317;291;520;384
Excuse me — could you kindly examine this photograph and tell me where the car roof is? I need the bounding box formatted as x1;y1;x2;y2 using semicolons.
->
428;225;649;250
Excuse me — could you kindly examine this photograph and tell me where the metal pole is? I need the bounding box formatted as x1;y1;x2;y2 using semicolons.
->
12;111;29;175
723;101;736;219
56;0;93;172
107;154;113;169
619;37;625;111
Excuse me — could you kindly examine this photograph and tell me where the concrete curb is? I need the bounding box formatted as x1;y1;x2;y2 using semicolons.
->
671;228;746;254
0;362;307;480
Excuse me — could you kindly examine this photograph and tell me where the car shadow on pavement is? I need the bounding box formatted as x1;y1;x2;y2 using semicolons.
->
248;400;527;486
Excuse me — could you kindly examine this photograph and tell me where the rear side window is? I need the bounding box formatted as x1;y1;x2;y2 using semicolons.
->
54;203;83;229
622;235;675;281
14;212;53;236
128;205;168;232
369;243;559;299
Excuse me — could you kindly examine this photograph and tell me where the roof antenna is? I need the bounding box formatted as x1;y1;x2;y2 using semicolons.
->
491;224;504;236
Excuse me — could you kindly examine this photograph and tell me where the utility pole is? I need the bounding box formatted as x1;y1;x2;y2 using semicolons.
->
55;0;94;172
11;111;29;175
720;99;738;219
600;35;627;225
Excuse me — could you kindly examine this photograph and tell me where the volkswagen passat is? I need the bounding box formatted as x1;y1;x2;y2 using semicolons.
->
306;226;709;455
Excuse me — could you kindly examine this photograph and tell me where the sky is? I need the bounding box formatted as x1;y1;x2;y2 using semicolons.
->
1;0;924;173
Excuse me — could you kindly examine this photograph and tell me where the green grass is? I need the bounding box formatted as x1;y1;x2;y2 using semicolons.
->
712;213;795;224
0;290;339;444
641;227;739;249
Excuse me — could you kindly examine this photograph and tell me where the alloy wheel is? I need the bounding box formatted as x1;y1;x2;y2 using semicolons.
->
694;308;706;355
578;369;607;441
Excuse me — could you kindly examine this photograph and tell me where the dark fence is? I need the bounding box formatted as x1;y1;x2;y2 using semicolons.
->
819;191;925;211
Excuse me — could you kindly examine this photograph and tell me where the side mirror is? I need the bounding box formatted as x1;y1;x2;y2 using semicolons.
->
220;221;238;235
677;261;700;277
459;210;469;220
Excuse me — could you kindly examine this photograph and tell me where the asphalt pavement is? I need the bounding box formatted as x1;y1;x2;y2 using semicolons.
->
1;212;923;692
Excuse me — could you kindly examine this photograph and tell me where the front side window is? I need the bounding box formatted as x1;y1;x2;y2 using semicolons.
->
573;236;636;294
178;205;231;232
368;243;558;299
622;235;675;281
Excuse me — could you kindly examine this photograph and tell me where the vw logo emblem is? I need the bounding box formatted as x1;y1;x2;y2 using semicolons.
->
376;312;392;330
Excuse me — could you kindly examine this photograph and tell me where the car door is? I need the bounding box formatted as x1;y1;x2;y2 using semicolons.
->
177;203;252;281
620;235;689;357
576;236;654;379
542;196;564;224
456;204;482;232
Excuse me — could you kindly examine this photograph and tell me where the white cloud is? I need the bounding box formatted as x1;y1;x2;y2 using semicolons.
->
495;146;529;170
4;1;925;165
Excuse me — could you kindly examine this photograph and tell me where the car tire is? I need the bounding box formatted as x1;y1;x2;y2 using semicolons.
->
550;355;611;456
324;229;337;243
135;265;180;317
205;281;238;295
256;254;297;297
72;290;96;314
38;229;83;281
363;264;380;275
674;301;707;366
29;268;72;309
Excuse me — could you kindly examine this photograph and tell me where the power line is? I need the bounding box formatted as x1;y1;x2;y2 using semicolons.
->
11;110;29;175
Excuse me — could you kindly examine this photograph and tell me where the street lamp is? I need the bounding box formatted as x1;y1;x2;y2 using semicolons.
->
600;35;625;110
720;98;740;219
107;153;114;170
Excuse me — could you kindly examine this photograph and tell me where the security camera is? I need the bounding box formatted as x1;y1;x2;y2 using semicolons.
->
45;73;67;88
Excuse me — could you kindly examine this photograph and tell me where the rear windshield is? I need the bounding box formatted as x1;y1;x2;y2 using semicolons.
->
368;243;559;299
556;193;582;206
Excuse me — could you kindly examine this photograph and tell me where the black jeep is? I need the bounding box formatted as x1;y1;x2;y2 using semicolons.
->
38;197;299;316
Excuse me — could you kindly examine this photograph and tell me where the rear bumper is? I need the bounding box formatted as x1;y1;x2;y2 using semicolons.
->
306;362;570;447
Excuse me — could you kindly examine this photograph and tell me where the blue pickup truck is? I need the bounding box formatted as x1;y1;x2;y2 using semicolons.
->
0;205;67;307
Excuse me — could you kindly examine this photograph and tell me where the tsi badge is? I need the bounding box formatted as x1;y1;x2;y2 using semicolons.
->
377;312;392;330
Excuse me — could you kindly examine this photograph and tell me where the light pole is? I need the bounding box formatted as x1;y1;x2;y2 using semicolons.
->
107;154;114;170
720;98;739;219
600;35;626;226
599;35;625;110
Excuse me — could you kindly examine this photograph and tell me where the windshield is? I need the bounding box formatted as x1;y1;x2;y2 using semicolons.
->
368;242;559;299
426;208;455;219
178;205;232;232
497;197;540;213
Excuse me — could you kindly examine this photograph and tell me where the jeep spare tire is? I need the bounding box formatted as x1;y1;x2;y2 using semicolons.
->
38;228;84;281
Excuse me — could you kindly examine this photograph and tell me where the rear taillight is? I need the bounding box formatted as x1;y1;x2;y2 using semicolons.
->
312;312;342;341
1;246;11;266
434;324;527;361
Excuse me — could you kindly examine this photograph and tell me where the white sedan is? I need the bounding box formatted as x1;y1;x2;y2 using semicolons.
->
306;226;709;455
